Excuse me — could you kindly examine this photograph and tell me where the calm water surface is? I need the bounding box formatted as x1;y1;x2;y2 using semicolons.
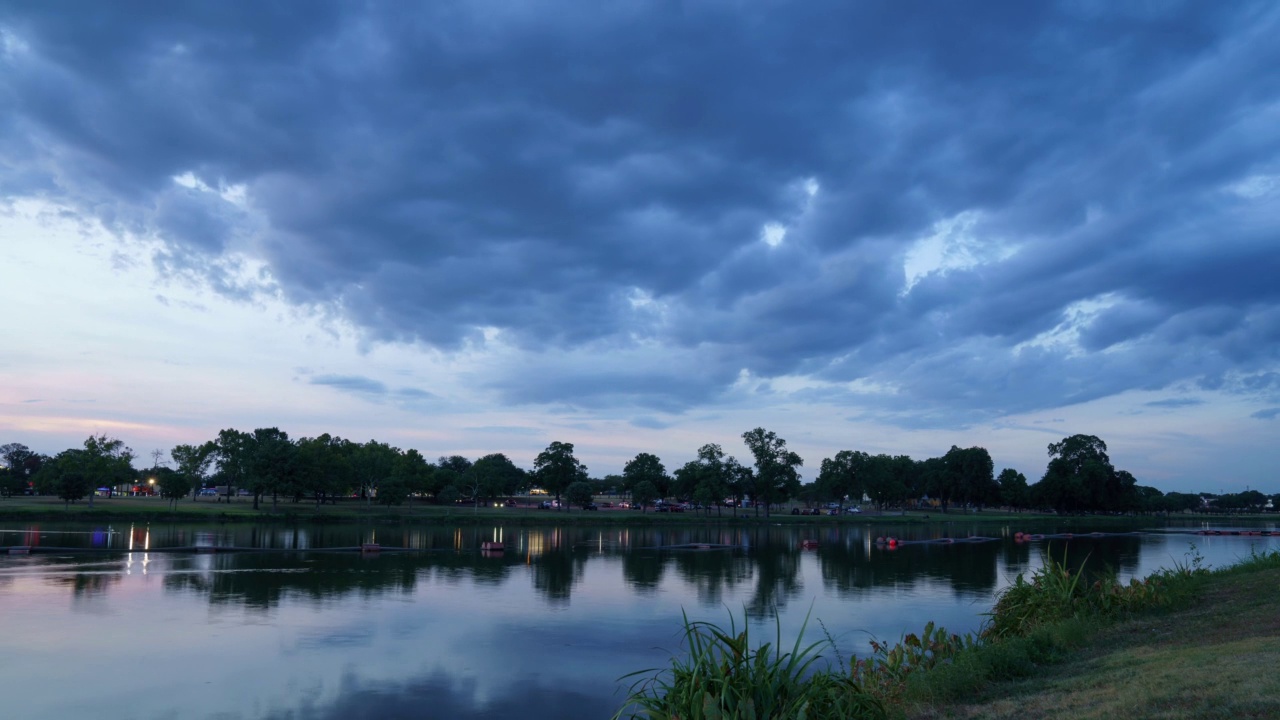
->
1;519;1276;720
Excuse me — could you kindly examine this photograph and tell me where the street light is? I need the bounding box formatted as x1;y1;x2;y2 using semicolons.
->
148;477;156;496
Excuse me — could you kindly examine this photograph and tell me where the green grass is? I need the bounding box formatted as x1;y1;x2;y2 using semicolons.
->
903;548;1280;720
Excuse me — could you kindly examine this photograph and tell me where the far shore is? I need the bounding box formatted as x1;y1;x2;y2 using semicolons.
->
1;495;1268;527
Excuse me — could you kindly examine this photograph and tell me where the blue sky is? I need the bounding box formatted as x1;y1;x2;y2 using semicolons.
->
1;1;1278;492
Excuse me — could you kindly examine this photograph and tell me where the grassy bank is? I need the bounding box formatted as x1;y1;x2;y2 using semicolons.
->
615;547;1280;719
905;549;1280;719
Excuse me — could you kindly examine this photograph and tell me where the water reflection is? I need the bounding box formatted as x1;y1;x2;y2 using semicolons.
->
256;668;620;720
2;520;1278;720
0;522;1262;610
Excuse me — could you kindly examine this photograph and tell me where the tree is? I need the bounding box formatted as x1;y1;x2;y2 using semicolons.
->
0;466;23;498
351;440;399;504
155;466;192;509
741;428;803;517
247;428;296;510
1162;492;1202;513
295;433;353;507
388;449;433;505
1;443;41;497
566;480;594;510
80;435;136;508
437;484;460;507
171;442;216;500
943;446;996;509
1032;435;1138;513
671;444;733;516
863;454;908;509
438;455;473;474
213;428;253;503
34;449;93;508
724;457;752;518
623;453;670;498
816;450;868;510
471;453;523;506
631;480;659;513
997;468;1029;509
534;441;587;510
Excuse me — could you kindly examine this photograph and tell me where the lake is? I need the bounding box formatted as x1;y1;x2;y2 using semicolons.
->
2;519;1276;719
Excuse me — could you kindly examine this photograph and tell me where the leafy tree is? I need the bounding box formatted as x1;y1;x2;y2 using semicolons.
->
155;466;192;509
389;449;434;504
0;466;24;498
376;473;410;506
816;450;868;509
534;441;588;510
80;435;136;507
351;440;399;503
247;428;296;510
297;433;354;507
1162;492;1203;513
943;446;997;509
438;455;473;474
1134;485;1164;513
861;453;914;508
1216;490;1268;512
602;473;625;495
997;468;1029;509
171;442;216;499
1;443;41;497
34;449;93;507
631;480;658;513
741;428;803;517
432;468;460;503
213;428;253;502
566;480;594;510
1031;435;1138;513
471;453;523;505
437;484;460;507
724;457;753;517
672;444;734;516
623;452;670;498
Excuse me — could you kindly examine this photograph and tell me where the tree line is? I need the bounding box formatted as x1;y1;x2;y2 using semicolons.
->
2;431;1276;515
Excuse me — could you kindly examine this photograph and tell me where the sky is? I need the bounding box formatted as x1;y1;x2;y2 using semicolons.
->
1;1;1278;493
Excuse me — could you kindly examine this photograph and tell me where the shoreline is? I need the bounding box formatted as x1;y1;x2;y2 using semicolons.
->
1;496;1272;527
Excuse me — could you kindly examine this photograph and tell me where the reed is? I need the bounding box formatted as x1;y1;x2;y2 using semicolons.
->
614;609;887;720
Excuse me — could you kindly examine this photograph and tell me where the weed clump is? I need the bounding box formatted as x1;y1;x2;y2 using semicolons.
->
614;610;887;720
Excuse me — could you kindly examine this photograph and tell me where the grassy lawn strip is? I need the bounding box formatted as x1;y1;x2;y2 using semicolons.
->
905;556;1280;720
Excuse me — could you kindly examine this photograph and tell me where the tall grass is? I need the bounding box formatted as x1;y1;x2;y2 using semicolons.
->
982;546;1208;641
613;609;887;720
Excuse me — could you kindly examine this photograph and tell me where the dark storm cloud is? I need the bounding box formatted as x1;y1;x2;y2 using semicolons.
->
3;1;1279;421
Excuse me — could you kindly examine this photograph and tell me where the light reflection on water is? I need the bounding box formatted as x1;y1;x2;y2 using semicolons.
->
0;520;1276;720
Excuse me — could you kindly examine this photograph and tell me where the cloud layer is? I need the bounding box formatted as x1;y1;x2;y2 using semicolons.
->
3;1;1279;426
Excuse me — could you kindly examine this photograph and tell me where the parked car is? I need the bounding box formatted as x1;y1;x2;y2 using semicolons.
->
584;503;599;511
846;506;862;514
538;500;553;509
